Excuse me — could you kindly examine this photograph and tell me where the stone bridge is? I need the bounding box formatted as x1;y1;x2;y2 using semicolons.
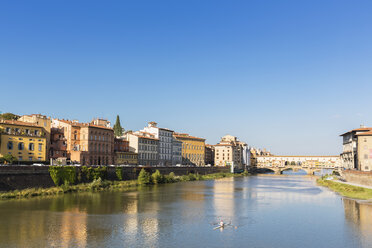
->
256;155;341;175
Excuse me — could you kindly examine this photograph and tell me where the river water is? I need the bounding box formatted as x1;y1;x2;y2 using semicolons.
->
0;174;372;248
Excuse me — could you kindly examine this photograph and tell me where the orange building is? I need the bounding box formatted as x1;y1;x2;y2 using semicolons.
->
52;119;115;165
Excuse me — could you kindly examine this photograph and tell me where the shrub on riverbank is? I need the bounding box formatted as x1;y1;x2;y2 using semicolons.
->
152;170;165;184
0;170;248;201
49;166;107;186
138;169;152;185
317;178;372;200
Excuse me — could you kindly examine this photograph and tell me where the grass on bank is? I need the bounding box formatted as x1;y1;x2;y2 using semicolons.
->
317;177;372;200
0;170;249;200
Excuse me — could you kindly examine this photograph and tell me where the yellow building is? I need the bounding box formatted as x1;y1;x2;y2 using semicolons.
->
18;114;51;159
173;133;205;166
0;120;47;163
115;151;138;165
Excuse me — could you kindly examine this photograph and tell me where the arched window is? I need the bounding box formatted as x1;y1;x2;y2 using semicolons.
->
18;142;24;150
7;141;13;150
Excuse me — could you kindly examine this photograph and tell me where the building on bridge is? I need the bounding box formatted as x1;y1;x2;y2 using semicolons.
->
256;155;341;173
340;126;372;172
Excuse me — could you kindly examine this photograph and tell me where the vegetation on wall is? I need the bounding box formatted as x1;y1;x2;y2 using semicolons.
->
116;167;124;181
49;166;107;186
0;154;17;164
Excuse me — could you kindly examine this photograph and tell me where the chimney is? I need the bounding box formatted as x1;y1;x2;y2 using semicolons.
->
360;124;366;128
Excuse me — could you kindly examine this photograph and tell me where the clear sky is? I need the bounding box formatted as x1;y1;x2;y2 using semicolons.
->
1;0;372;155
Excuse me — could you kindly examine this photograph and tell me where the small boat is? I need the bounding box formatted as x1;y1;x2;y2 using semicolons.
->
213;224;224;230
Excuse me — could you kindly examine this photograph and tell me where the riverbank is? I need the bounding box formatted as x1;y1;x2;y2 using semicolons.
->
0;171;246;200
317;178;372;200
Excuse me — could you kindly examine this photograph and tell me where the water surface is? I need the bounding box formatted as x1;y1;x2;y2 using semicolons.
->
0;175;371;248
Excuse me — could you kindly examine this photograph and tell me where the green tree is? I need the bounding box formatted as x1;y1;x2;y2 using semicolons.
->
138;169;151;185
0;113;20;120
151;170;165;184
2;154;17;164
113;115;124;137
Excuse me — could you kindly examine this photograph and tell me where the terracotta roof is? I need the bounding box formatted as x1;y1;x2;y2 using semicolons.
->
356;131;372;136
340;127;372;136
0;120;41;128
214;143;233;146
54;119;113;130
173;132;205;141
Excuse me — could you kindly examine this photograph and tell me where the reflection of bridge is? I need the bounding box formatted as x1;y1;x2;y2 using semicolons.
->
256;155;341;175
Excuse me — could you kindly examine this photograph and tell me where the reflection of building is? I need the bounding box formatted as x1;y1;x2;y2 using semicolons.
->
343;198;372;243
126;132;159;166
52;118;115;165
205;144;215;166
141;122;174;166
340;126;372;171
0;120;47;162
173;133;205;166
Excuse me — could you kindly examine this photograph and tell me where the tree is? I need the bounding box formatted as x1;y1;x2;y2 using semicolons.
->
113;115;124;137
138;169;151;185
0;113;20;120
2;154;17;164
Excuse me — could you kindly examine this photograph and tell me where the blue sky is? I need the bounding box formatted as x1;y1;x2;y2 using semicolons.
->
1;0;372;155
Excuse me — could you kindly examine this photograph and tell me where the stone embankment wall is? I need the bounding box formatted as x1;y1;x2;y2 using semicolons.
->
342;170;372;187
0;166;230;191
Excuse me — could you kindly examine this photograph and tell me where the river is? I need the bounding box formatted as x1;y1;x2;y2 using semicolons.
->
0;174;371;248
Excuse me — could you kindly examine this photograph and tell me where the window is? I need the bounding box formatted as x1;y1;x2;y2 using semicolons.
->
7;141;13;150
38;144;43;151
18;156;22;161
18;142;24;150
29;156;33;161
5;127;10;133
29;143;34;151
364;154;368;159
35;130;39;136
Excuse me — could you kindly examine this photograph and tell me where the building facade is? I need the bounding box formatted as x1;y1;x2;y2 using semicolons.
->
256;155;341;168
141;122;173;166
18;114;51;159
172;137;182;165
340;126;372;170
214;135;243;167
52;119;115;165
114;137;138;165
205;144;215;166
50;127;68;160
126;132;159;166
173;133;205;166
0;120;47;162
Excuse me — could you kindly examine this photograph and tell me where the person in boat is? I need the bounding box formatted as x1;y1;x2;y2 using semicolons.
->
219;220;224;227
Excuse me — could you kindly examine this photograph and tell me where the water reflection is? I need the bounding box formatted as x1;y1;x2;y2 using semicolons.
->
343;198;372;245
0;176;372;247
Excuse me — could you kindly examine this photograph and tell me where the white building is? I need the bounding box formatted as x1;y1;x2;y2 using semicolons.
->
340;126;372;170
126;131;159;166
141;122;174;166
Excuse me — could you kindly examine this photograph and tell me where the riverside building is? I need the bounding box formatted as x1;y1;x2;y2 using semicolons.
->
126;131;159;166
341;126;372;171
214;135;245;168
52;118;115;165
0;120;47;162
173;133;205;166
141;122;173;166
